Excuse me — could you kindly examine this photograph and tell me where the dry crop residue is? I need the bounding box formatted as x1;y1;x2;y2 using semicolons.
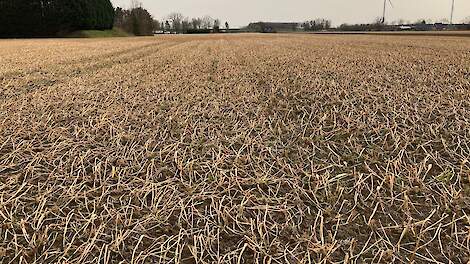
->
1;34;470;263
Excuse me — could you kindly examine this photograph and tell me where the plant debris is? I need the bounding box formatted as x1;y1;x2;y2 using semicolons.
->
1;34;470;263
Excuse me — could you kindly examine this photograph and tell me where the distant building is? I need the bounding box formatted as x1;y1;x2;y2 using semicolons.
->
399;25;412;31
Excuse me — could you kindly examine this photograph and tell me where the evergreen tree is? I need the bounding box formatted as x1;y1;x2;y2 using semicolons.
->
0;0;115;37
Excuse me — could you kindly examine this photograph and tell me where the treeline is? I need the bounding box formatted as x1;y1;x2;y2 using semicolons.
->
156;13;225;34
337;19;446;32
337;22;388;32
0;0;114;37
335;17;470;32
302;19;332;31
0;0;225;37
113;7;224;35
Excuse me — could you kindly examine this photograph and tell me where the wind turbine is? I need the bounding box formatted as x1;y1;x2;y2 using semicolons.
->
381;0;394;24
450;0;455;25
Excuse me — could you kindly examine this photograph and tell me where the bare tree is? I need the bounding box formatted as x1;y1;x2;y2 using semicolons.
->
391;19;409;25
152;19;161;31
302;18;332;31
213;19;221;32
167;12;184;33
438;18;450;24
191;18;202;29
182;18;191;33
130;0;142;9
324;20;331;29
201;16;213;29
164;20;171;32
114;7;128;29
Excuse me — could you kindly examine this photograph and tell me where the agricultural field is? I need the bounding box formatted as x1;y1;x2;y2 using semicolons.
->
0;34;469;263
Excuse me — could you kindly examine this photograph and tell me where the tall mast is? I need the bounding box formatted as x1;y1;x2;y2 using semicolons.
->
382;0;387;24
450;0;455;25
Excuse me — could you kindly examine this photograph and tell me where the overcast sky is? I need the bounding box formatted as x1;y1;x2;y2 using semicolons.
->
111;0;469;27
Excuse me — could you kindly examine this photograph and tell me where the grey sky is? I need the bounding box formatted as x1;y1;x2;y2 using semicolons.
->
111;0;469;27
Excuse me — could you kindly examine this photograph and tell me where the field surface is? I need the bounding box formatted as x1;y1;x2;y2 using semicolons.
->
1;34;470;263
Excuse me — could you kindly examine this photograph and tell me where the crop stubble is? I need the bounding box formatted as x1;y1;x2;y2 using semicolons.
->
0;34;470;263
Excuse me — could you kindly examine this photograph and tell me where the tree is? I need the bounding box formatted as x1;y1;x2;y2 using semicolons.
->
165;21;171;32
167;12;184;33
160;13;222;34
394;19;408;25
191;18;202;29
213;19;221;32
130;0;141;9
434;18;449;24
302;22;311;31
201;16;213;29
114;7;127;29
129;7;153;35
302;19;332;31
182;18;191;33
0;0;114;37
114;5;154;36
153;19;161;31
214;19;221;28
